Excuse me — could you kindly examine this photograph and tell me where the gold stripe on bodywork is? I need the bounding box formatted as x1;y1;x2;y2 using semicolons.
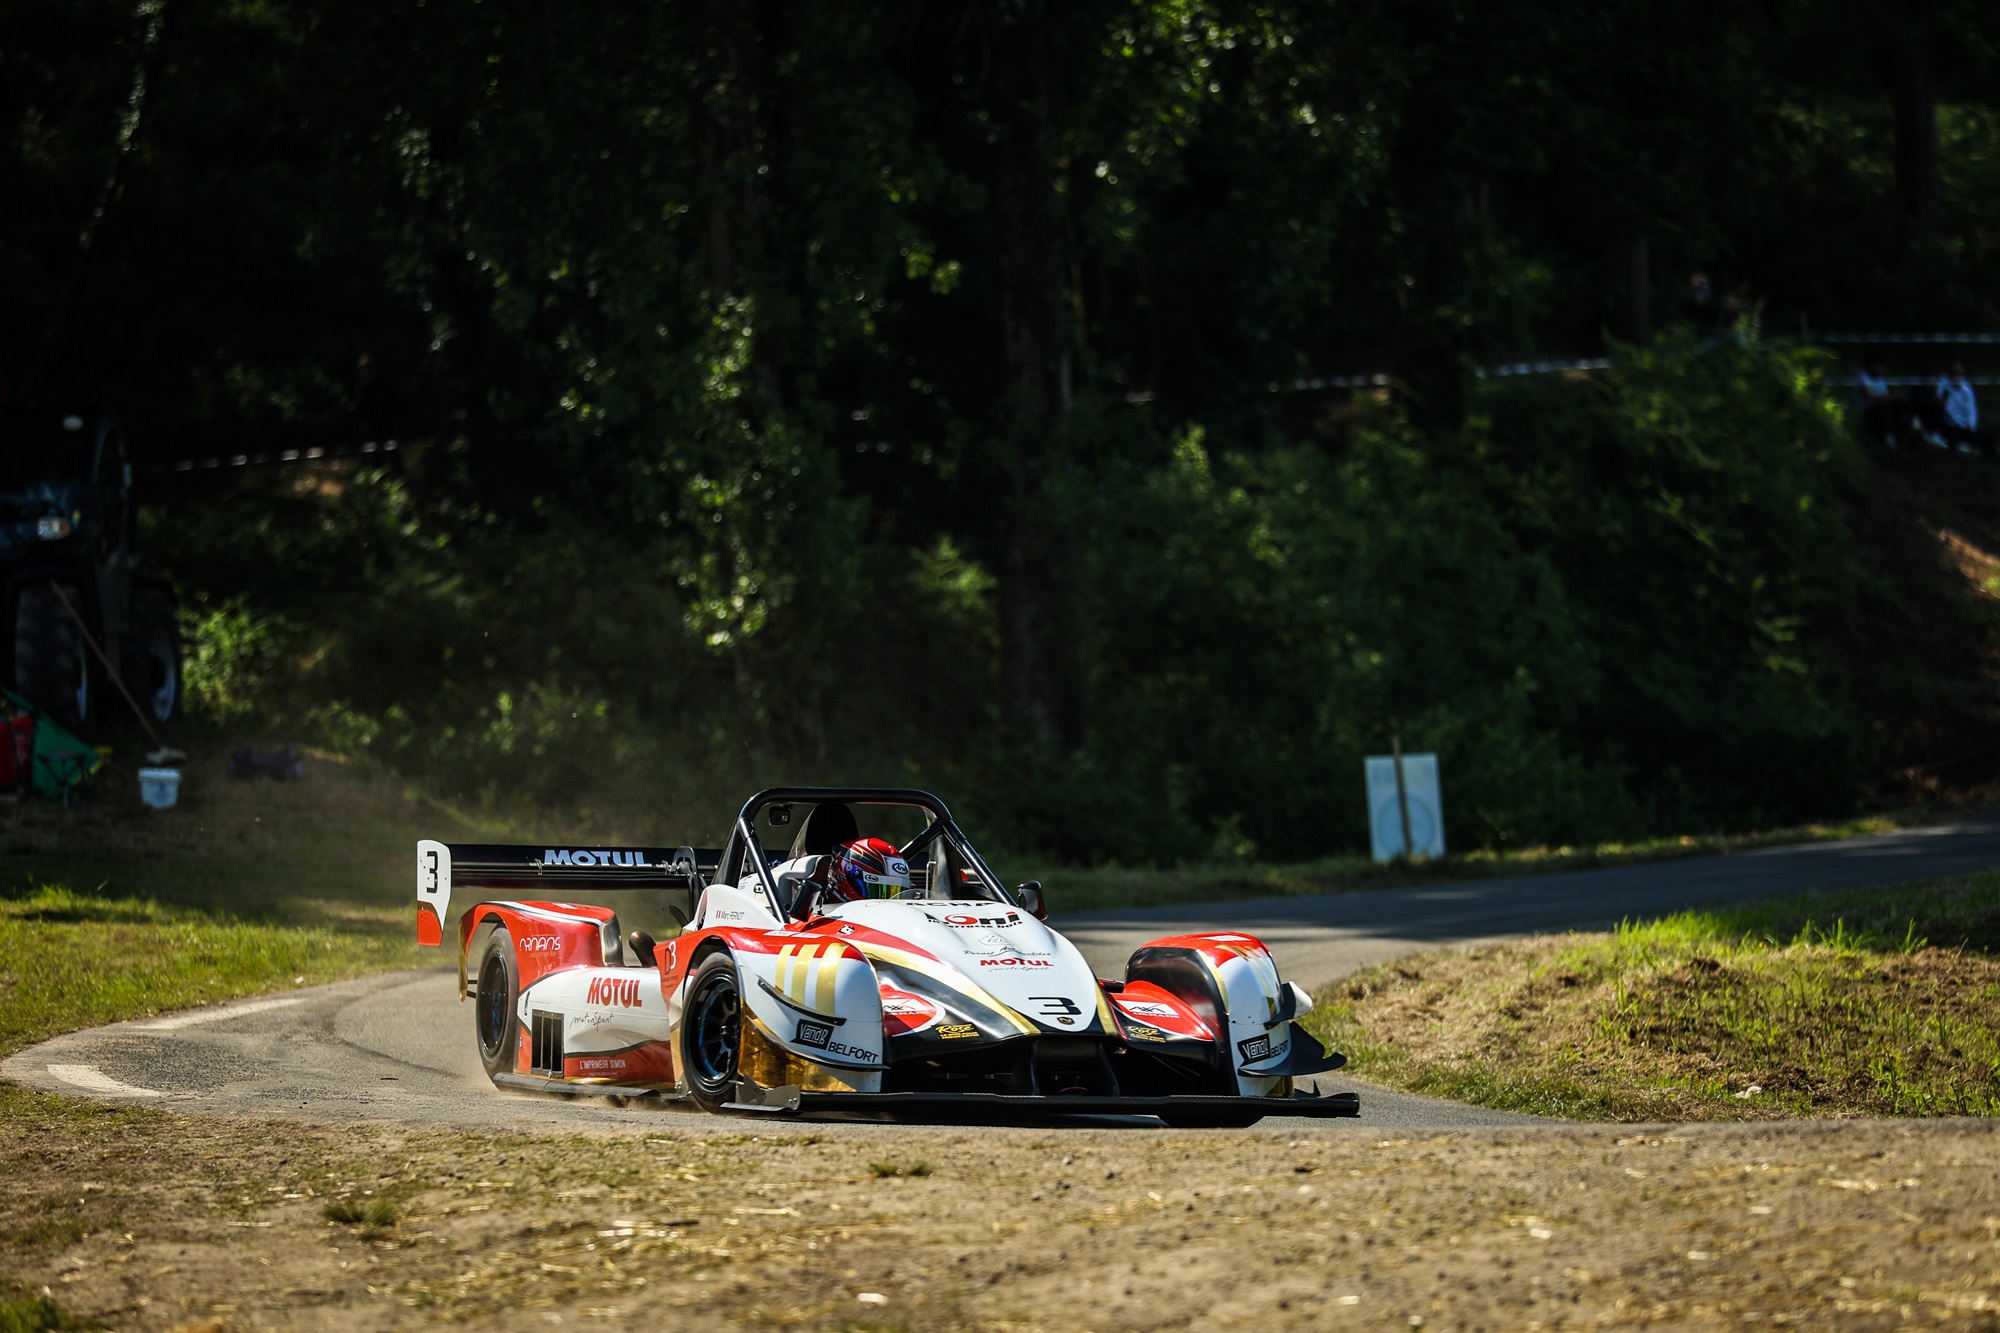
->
815;946;839;1014
774;944;797;997
853;941;1037;1035
1094;980;1119;1035
791;943;823;1005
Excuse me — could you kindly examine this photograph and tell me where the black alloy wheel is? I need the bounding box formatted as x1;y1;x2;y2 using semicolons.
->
475;928;519;1080
677;952;743;1114
127;589;181;724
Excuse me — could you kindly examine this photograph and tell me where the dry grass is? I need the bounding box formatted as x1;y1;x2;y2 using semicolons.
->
1309;870;2000;1121
6;1082;2000;1331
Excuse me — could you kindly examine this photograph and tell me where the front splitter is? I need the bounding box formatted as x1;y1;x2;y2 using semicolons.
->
726;1088;1361;1119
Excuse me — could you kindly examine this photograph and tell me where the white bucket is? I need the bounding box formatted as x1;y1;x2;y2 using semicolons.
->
138;767;181;810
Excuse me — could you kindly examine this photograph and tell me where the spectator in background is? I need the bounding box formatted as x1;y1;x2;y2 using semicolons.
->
1854;354;1905;447
1679;272;1719;332
1936;361;1992;457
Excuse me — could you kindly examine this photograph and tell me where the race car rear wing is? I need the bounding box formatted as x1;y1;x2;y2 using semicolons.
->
415;840;718;946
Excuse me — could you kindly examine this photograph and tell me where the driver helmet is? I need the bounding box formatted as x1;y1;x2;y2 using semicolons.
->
828;837;911;901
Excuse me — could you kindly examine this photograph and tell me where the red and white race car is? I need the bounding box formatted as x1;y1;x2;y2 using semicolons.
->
416;787;1357;1126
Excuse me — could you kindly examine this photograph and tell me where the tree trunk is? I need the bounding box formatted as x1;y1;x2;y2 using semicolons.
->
988;0;1075;750
1623;235;1651;344
1890;31;1939;241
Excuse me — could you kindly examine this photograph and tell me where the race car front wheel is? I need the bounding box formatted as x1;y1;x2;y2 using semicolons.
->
475;928;521;1080
676;952;742;1114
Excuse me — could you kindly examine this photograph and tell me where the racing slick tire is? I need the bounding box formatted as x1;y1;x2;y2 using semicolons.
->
474;928;521;1081
675;951;743;1115
125;588;182;725
1157;1109;1266;1129
13;583;90;730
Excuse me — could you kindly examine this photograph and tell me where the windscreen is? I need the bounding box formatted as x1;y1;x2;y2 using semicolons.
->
750;799;1012;904
0;412;91;490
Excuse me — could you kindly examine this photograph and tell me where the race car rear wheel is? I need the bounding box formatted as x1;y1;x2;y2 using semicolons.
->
676;952;742;1114
475;928;521;1080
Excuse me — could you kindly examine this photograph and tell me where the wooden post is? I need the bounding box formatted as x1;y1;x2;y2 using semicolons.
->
1392;734;1414;862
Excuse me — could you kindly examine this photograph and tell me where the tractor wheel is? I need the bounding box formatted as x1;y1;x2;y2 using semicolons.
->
13;584;90;730
125;589;182;726
475;928;521;1081
675;952;743;1114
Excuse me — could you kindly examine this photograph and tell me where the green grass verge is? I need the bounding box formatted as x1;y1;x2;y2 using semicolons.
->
0;746;481;1059
0;886;414;1058
1306;871;2000;1120
0;1279;100;1332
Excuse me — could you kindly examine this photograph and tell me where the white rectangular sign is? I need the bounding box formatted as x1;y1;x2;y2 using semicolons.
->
1365;753;1445;862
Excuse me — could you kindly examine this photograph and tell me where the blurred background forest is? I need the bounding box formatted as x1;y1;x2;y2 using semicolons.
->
6;0;2000;861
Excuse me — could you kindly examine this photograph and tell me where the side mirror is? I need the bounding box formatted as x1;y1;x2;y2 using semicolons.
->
1016;881;1046;920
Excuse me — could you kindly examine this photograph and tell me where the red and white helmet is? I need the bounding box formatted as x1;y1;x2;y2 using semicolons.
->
828;837;911;901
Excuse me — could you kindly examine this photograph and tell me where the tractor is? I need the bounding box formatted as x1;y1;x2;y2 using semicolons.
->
2;406;181;732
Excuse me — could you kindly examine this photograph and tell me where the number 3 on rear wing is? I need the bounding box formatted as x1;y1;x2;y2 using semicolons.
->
414;840;714;946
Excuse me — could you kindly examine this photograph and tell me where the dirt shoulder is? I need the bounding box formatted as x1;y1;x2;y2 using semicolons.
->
1307;872;2000;1122
6;1086;2000;1331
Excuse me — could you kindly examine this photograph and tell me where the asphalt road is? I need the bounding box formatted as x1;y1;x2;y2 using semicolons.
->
11;818;2000;1133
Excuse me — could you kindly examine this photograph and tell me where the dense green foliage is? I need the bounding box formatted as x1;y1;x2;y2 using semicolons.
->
8;1;2000;857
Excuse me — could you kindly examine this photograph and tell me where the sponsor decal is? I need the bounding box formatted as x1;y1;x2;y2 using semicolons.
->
574;1057;629;1072
925;911;1022;929
1124;1025;1167;1043
881;996;933;1016
710;909;745;922
1238;1032;1291;1065
541;849;653;868
978;957;1053;968
1115;1000;1178;1018
587;976;645;1007
936;1023;979;1040
521;935;563;953
837;924;857;936
793;1019;877;1062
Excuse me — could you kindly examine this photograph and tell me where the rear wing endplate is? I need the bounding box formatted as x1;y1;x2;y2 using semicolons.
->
415;841;718;946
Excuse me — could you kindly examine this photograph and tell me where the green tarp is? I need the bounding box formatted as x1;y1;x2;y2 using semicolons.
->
2;688;103;799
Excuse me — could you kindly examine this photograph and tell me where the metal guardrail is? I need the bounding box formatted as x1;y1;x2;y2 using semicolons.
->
1815;332;2000;345
142;439;403;477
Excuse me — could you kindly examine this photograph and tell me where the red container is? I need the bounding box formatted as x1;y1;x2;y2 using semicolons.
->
2;713;33;790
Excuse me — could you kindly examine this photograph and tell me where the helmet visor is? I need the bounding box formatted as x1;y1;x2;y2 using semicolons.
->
858;857;912;899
